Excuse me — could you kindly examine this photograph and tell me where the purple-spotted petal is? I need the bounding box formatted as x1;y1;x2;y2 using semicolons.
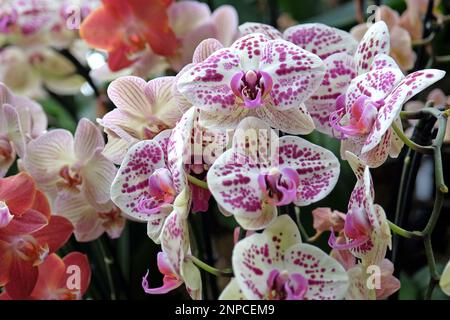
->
256;104;315;135
207;149;265;220
284;23;358;60
110;140;167;221
231;33;270;71
278;136;340;206
284;243;349;300
345;67;404;112
354;21;390;73
361;129;393;168
260;39;325;111
177;48;239;113
219;278;246;300
370;53;400;71
306;52;357;134
239;23;283;40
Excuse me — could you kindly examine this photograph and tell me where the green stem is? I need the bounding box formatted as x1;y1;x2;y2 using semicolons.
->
423;236;440;281
191;256;233;277
388;220;423;239
391;121;434;154
435;55;450;63
95;238;117;300
187;175;209;189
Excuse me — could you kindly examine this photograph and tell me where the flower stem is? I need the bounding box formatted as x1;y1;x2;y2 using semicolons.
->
391;121;434;154
95;238;117;300
191;256;233;277
187;174;209;189
387;220;423;239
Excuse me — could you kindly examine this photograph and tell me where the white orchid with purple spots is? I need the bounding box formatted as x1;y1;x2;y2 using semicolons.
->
177;33;325;134
328;152;391;266
220;215;349;300
207;117;340;230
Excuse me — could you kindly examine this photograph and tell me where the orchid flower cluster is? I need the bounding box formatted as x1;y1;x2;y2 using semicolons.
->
0;0;449;301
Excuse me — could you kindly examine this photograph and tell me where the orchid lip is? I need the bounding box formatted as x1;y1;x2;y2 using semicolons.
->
258;167;300;206
267;269;308;300
330;95;379;139
230;70;273;109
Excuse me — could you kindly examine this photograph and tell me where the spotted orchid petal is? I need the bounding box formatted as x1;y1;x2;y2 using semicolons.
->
181;258;203;300
219;278;246;300
306;52;357;134
354;21;390;74
278;136;340;206
239;23;283;40
370;53;400;71
345;67;404;112
260;39;325;111
256;103;315;135
233;215;348;300
110;140;168;222
284;23;358;60
362;69;446;154
231;33;270;71
177;47;240;113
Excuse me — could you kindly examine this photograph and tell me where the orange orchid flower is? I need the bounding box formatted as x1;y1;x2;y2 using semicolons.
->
80;0;179;71
0;173;73;299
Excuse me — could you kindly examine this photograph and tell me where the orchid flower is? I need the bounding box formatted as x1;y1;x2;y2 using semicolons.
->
328;152;391;267
346;259;400;300
0;83;47;176
177;32;325;134
220;215;349;300
310;207;345;241
0;252;91;300
207;117;340;230
90;2;238;80
351;6;415;72
142;189;202;300
167;1;238;71
0;46;85;98
331;62;445;167
0;173;73;299
23;118;117;208
99;76;182;164
302;21;396;135
111;129;183;243
54;194;125;242
80;0;178;72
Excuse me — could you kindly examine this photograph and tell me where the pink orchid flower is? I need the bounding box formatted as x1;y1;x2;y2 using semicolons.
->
99;76;182;164
207;117;340;230
111;129;176;242
0;83;47;176
310;207;346;241
220;215;348;300
304;21;396;135
328;152;391;266
0;252;91;300
142;189;202;299
167;1;238;71
177;32;325;134
331;62;445;167
346;259;400;300
351;6;415;72
54;194;125;242
399;0;441;42
23;118;117;208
